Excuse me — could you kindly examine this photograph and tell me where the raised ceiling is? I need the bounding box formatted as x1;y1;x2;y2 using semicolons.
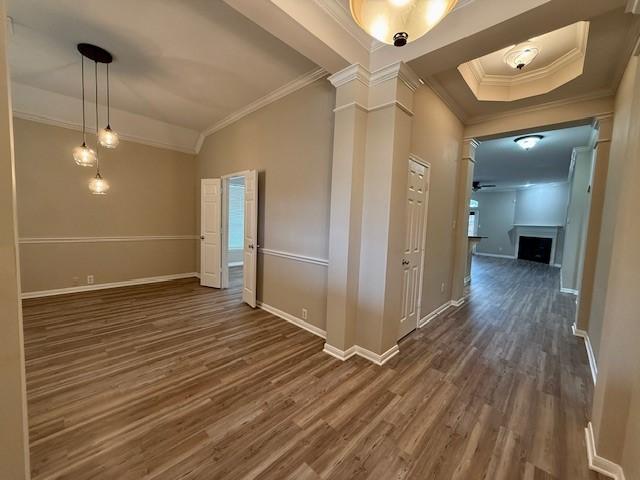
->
420;7;640;122
457;21;589;102
474;125;594;190
7;0;319;148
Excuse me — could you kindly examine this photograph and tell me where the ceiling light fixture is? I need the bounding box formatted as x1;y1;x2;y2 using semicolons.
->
350;0;458;47
75;43;115;194
504;43;540;70
514;135;543;150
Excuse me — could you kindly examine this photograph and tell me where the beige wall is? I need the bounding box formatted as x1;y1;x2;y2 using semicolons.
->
13;118;197;293
196;79;335;331
0;0;31;475
411;86;465;315
590;55;640;474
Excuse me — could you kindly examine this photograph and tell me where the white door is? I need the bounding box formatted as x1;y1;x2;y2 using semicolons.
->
242;170;258;307
398;159;429;340
200;178;222;288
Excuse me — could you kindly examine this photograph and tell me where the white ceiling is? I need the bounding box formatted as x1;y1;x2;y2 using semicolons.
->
474;125;594;189
7;0;318;134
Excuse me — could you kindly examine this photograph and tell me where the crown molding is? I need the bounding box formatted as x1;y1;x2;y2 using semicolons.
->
312;0;375;52
199;67;327;145
328;63;370;87
465;89;614;126
627;0;640;14
11;83;200;155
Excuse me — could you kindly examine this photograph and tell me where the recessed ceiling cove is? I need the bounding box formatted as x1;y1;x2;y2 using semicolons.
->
458;21;589;102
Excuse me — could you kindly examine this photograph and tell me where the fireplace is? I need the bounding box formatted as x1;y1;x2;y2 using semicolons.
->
518;236;553;264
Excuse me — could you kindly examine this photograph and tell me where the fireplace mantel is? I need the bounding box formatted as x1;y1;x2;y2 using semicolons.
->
514;225;563;266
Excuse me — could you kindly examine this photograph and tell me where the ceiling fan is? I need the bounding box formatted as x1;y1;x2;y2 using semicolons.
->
472;181;497;192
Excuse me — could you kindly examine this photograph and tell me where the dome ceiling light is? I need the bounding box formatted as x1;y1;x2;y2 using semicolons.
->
504;43;540;70
350;0;459;47
74;43;118;194
515;135;543;150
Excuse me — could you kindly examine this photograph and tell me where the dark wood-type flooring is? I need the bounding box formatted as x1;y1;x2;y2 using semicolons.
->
22;259;604;479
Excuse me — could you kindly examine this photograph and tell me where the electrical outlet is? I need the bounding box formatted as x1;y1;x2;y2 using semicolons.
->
441;282;446;293
87;275;94;285
301;308;308;320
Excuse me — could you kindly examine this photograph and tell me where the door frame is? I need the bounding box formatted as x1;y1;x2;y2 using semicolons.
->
408;153;432;330
221;169;251;289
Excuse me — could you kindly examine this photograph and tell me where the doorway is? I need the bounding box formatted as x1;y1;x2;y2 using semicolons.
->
200;170;258;307
398;155;431;340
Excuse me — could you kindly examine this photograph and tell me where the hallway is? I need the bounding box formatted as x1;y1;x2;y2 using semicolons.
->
22;259;601;479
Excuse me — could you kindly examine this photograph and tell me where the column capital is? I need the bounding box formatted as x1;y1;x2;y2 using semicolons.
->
461;138;480;161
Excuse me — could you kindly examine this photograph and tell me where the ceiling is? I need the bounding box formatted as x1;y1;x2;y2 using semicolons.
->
422;7;640;122
6;0;318;134
473;125;593;189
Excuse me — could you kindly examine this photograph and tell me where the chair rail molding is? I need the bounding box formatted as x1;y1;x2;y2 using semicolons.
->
259;247;328;267
19;235;198;244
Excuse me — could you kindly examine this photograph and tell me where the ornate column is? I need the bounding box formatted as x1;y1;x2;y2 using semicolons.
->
451;139;478;304
575;114;613;333
324;62;420;362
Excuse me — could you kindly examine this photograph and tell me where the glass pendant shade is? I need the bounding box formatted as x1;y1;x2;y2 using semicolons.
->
89;172;110;195
98;125;119;149
73;143;97;167
515;135;543;150
350;0;458;46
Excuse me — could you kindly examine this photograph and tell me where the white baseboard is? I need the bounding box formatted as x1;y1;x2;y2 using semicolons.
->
322;342;399;366
585;422;626;480
561;287;579;295
21;272;199;299
257;302;326;339
473;252;516;259
419;301;452;328
552;263;562;268
451;297;466;307
572;324;598;385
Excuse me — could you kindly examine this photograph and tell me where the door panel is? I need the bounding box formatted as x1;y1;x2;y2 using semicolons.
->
399;159;428;340
243;170;258;307
200;179;221;288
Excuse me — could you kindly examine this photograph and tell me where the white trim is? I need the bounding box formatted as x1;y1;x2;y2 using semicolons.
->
418;301;452;328
328;62;420;91
572;324;598;385
585;422;626;480
626;0;640;14
561;287;579;295
259;248;328;267
323;343;357;361
257;302;326;339
21;272;198;299
473;252;516;259
451;297;466;307
200;68;327;142
322;343;400;366
228;262;243;267
18;235;198;244
464;275;471;286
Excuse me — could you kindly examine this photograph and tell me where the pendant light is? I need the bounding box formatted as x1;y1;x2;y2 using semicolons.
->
72;55;97;167
98;63;119;148
89;60;110;195
350;0;458;46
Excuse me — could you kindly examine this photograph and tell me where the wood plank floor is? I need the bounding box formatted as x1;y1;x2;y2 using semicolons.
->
22;259;604;479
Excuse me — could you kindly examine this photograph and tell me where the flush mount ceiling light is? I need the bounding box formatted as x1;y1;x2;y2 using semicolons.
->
74;43;117;194
514;135;543;150
350;0;458;47
504;43;540;70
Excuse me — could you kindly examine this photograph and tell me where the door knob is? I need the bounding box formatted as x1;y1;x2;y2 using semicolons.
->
248;244;254;249
200;235;205;240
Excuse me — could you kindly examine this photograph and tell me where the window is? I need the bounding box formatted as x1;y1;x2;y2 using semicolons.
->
469;199;479;208
228;182;244;250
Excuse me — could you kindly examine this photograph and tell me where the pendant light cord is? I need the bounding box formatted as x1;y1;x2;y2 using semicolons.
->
94;61;100;175
106;63;111;127
81;55;86;144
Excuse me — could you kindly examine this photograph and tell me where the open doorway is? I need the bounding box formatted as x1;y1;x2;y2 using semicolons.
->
200;170;258;307
224;176;245;291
